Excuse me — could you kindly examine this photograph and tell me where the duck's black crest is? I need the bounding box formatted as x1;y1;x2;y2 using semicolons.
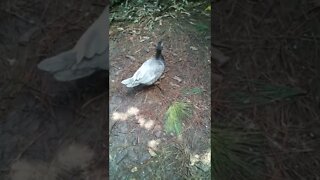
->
155;41;163;59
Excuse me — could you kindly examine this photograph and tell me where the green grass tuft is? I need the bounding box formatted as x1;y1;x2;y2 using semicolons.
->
164;101;192;135
212;127;267;180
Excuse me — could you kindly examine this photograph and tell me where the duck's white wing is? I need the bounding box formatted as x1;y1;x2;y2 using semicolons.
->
131;59;165;85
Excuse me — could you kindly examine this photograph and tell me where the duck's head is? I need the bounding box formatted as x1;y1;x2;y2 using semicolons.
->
156;41;163;51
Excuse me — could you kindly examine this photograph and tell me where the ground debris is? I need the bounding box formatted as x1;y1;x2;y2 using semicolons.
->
170;82;180;88
172;76;182;83
125;55;136;61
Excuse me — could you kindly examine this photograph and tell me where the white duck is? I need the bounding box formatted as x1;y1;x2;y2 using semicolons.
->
37;6;108;81
121;41;165;88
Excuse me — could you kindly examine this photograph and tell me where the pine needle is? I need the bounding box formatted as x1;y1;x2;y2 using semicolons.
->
164;101;192;135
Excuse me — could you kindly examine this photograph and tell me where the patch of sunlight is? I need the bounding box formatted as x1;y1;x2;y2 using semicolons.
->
137;116;155;130
112;112;128;121
148;139;161;150
127;107;139;115
190;149;211;166
137;116;146;125
112;106;140;121
147;139;161;157
144;120;155;130
111;106;155;130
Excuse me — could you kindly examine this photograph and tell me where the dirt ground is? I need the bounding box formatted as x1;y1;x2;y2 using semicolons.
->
0;0;211;179
0;1;107;179
214;0;320;179
109;3;211;179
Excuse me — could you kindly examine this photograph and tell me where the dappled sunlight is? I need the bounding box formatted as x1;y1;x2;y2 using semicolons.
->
148;139;161;149
127;107;139;116
137;116;146;125
112;112;128;121
137;115;155;130
190;149;211;166
144;120;155;130
147;139;161;157
111;105;157;131
111;106;140;121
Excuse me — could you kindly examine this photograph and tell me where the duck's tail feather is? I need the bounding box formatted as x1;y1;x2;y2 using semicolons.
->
38;50;108;81
37;50;76;73
53;68;98;81
121;78;139;87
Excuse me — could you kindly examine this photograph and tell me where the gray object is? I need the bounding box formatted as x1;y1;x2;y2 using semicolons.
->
121;41;165;88
37;6;108;81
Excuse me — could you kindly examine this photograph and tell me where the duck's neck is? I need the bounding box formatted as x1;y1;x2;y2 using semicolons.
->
155;49;162;59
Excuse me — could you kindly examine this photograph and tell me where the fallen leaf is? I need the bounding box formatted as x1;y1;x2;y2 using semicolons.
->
170;82;180;88
172;76;182;83
190;46;198;51
125;55;135;61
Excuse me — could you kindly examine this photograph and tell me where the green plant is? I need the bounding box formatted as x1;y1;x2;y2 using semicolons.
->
164;101;192;135
212;127;267;180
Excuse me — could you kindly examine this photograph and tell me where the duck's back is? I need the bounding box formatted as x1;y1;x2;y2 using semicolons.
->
132;58;165;85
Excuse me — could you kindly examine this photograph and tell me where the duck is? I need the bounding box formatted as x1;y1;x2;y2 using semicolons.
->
37;6;108;81
121;41;165;88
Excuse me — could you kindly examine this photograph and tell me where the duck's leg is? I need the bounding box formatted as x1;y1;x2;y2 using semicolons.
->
154;82;164;96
